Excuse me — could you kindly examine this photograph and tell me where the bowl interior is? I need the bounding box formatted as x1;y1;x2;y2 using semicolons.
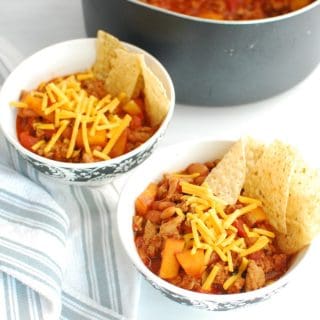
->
0;38;174;168
118;139;311;303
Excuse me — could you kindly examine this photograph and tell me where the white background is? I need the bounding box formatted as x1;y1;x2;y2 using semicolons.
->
1;1;320;319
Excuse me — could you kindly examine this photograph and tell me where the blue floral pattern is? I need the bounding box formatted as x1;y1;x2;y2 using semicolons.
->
141;273;287;311
9;130;163;184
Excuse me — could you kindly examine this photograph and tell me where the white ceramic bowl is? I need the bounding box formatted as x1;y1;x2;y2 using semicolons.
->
0;38;175;185
117;139;312;310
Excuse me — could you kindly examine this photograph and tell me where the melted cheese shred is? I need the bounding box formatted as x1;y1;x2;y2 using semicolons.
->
202;265;220;291
223;257;249;290
179;181;275;291
12;73;133;160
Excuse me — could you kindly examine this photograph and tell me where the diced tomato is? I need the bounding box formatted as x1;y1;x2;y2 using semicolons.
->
130;115;143;129
133;98;144;108
16;116;26;134
232;218;246;238
19;131;40;150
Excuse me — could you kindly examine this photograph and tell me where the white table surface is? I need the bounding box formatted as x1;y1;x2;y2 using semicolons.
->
1;1;320;319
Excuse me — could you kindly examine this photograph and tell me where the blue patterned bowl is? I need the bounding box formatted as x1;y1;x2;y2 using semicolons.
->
0;38;175;185
117;139;314;311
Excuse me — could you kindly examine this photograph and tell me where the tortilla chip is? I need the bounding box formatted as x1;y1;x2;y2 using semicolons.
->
277;160;320;254
244;140;297;234
93;30;125;80
244;136;265;178
93;30;169;126
140;58;169;127
105;48;144;100
203;139;246;205
276;221;311;255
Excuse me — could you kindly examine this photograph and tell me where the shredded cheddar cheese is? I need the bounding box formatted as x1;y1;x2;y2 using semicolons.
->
93;149;110;161
170;173;200;179
12;73;136;161
177;181;275;291
10;101;28;108
175;208;185;219
41;95;48;111
102;114;131;155
223;257;249;290
252;228;275;238
33;123;55;130
238;195;262;206
240;236;270;257
204;247;213;265
44;120;69;154
31;139;46;151
202;265;220;291
76;72;94;81
243;224;259;238
227;250;233;272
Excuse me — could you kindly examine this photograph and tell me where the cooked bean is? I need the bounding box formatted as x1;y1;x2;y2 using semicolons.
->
186;163;209;176
152;200;176;211
157;182;168;199
167;177;180;198
160;206;176;220
205;160;219;170
145;210;162;224
194;175;206;185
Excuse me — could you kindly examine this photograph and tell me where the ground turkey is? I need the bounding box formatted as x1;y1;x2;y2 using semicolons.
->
245;260;266;291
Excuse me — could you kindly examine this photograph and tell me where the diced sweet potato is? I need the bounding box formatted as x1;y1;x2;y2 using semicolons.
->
23;94;42;114
159;238;185;279
123;100;142;116
22;94;54;121
290;0;309;10
176;249;206;277
76;128;107;148
135;183;158;216
245;207;267;226
109;128;128;158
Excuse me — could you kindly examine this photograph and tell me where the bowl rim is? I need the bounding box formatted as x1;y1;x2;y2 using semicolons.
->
0;38;175;169
128;0;320;25
117;138;313;303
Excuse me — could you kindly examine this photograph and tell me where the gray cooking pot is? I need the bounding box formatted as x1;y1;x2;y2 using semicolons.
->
82;0;320;106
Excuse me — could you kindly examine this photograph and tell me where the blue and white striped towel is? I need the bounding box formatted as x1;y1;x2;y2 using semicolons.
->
0;47;140;320
0;133;140;320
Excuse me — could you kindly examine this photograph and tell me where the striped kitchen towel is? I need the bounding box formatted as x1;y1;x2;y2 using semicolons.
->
0;41;140;320
0;137;141;320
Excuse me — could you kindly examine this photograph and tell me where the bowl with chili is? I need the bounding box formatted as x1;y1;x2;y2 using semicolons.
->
117;139;315;310
82;0;320;105
0;36;175;185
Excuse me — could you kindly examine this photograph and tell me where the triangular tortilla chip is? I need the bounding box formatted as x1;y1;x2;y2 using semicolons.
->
93;30;169;125
244;140;297;234
277;160;320;253
93;30;125;80
244;136;265;179
140;58;169;127
203;139;246;205
105;48;144;100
